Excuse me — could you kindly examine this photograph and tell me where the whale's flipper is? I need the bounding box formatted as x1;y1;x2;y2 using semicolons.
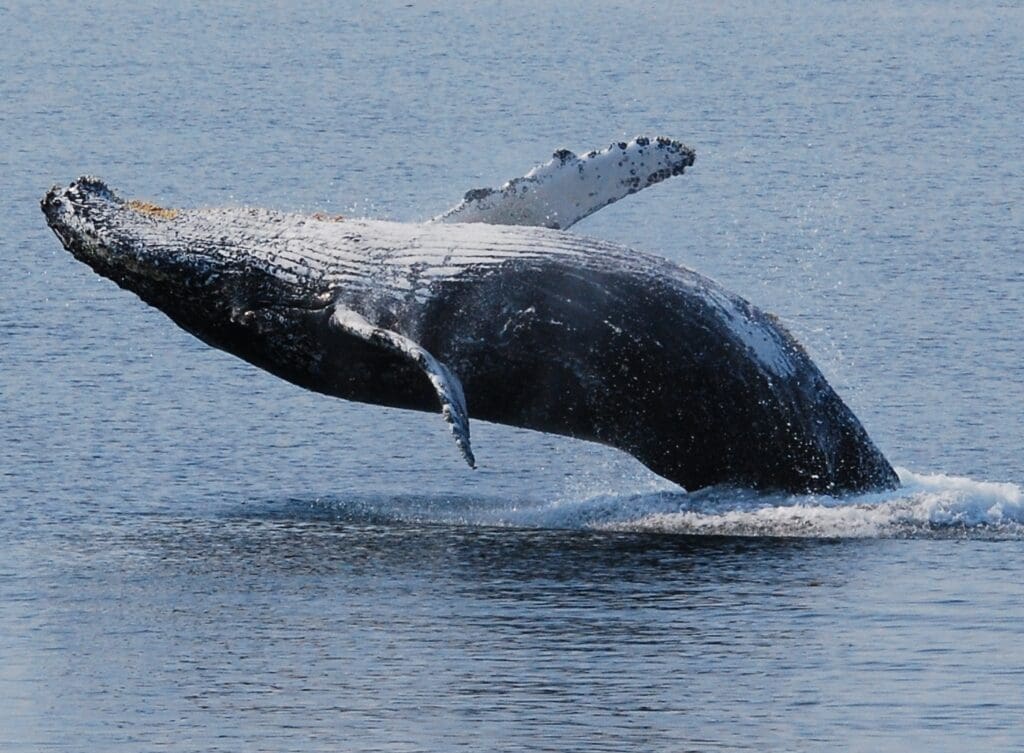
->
433;136;695;230
329;304;475;469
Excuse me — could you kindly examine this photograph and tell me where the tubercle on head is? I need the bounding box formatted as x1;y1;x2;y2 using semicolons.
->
58;177;178;221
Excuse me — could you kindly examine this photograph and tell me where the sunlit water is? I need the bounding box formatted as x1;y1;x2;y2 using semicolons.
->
2;2;1023;751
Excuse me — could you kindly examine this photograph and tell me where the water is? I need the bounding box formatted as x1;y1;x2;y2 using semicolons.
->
2;1;1023;750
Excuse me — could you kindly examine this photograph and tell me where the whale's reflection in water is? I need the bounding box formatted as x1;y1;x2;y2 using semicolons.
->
157;495;829;584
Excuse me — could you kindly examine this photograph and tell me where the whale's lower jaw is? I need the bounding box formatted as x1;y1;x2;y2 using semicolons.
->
42;177;899;496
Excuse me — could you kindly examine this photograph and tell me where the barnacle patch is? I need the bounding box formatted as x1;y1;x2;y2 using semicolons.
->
127;200;179;220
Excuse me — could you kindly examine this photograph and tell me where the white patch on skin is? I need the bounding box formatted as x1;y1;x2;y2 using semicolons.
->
433;136;695;230
131;209;613;295
702;286;796;378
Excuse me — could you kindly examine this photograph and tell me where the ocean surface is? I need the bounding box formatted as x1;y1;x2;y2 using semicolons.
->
2;2;1023;750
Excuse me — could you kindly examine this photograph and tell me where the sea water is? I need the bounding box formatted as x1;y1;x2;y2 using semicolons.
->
1;2;1022;750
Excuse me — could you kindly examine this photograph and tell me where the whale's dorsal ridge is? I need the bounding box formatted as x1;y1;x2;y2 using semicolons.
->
433;135;695;231
329;303;475;469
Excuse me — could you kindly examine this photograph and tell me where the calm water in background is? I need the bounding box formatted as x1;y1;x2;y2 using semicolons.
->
2;2;1023;750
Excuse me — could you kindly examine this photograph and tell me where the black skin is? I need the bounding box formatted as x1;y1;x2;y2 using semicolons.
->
192;257;897;495
421;261;897;494
43;186;898;494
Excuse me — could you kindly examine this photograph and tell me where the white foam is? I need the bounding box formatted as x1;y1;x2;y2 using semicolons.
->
305;468;1024;540
584;468;1024;538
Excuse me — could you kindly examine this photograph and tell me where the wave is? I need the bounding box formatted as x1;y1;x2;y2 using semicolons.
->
268;468;1023;540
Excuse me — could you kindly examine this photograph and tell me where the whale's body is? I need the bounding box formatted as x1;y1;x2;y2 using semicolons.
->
42;138;898;494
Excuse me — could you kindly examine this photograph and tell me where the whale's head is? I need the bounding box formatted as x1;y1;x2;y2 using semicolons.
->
43;177;219;302
42;177;328;354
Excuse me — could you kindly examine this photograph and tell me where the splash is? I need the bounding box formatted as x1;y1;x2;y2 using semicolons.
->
279;468;1023;540
589;469;1023;538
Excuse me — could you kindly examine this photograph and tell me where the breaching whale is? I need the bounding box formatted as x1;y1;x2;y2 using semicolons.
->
42;136;898;494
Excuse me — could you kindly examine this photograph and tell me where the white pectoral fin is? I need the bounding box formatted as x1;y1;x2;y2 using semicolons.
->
330;305;475;469
433;136;695;230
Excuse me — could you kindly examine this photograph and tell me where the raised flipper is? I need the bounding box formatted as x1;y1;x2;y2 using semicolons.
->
433;136;695;230
329;304;475;469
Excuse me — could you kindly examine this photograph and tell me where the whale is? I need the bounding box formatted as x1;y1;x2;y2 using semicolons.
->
41;136;898;494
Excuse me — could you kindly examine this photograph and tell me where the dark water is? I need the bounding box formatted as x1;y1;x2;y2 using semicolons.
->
2;2;1023;750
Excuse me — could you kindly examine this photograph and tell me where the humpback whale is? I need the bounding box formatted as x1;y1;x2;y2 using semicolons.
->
42;136;898;494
